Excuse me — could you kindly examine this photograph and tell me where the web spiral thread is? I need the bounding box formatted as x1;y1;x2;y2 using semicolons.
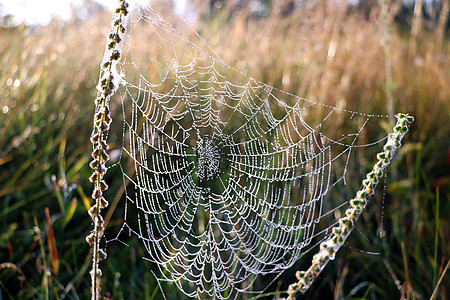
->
103;2;414;299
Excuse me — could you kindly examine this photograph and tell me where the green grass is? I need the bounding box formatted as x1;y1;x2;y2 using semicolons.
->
0;2;449;299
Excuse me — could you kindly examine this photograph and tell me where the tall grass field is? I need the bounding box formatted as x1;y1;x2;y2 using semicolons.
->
0;1;449;299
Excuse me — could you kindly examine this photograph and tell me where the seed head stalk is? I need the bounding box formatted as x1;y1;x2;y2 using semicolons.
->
284;113;414;299
87;1;128;299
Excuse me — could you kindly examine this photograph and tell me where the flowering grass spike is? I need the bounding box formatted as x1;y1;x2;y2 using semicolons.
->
87;1;128;299
284;113;414;299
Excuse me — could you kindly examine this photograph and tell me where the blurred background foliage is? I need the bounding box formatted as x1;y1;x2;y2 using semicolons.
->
0;0;449;299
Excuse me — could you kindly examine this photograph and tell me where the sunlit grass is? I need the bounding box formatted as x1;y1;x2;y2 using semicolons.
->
0;2;448;299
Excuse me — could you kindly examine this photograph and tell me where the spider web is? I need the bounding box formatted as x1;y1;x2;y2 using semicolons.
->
109;2;392;299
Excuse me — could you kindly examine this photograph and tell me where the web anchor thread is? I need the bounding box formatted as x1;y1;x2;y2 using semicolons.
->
284;113;414;299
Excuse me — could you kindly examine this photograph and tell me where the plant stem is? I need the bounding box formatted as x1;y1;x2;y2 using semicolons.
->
284;113;414;299
87;1;129;299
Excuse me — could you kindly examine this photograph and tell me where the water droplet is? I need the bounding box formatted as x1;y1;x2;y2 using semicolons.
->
30;103;39;112
58;179;65;187
13;79;21;88
43;163;50;171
